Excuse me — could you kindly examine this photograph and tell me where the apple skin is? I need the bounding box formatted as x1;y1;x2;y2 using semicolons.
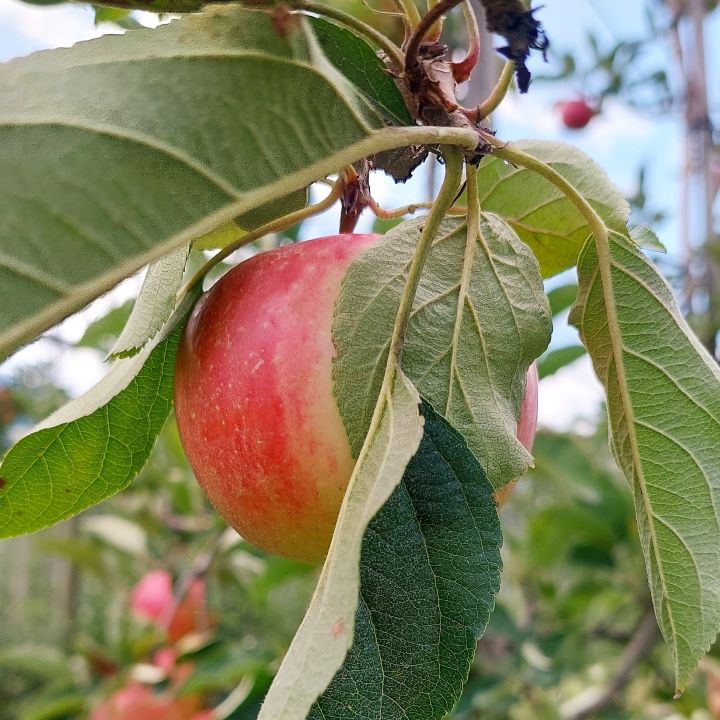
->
493;361;538;507
175;234;379;563
175;234;539;562
90;682;207;720
560;99;595;130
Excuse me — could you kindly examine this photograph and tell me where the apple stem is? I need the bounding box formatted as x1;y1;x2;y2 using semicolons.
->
157;528;225;635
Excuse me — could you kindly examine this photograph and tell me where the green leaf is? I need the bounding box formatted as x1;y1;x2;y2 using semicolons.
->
547;283;578;316
0;645;74;684
475;141;630;277
538;345;586;378
258;370;423;720
630;224;667;253
528;505;616;567
109;244;189;358
0;318;186;538
310;17;413;125
333;215;551;487
0;7;387;361
77;300;133;352
310;402;502;720
570;231;720;691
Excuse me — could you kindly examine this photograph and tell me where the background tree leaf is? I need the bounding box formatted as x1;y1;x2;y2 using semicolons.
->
258;370;423;720
570;231;720;691
547;283;579;316
538;345;586;378
333;215;551;488
310;17;413;125
310;402;502;720
475;140;630;277
109;244;189;358
0;6;384;361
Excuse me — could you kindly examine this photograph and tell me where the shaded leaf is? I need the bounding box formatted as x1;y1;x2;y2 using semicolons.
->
333;215;551;487
77;300;133;352
547;283;578;316
570;231;720;690
310;17;412;125
258;370;423;720
310;402;502;720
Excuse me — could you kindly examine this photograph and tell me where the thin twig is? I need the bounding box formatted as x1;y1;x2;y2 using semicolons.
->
177;179;345;304
564;610;659;720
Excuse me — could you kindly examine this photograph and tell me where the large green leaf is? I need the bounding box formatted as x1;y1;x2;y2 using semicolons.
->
310;402;502;720
0;322;183;538
0;7;386;361
475;141;630;277
570;231;720;691
258;370;423;720
333;215;551;488
310;17;412;125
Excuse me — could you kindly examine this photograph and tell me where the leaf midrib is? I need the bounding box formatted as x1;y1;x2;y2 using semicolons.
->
589;233;682;678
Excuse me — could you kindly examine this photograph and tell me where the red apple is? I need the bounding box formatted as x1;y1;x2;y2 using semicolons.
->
130;570;212;642
560;99;595;130
91;682;206;720
175;234;378;563
493;362;538;507
174;233;539;562
130;570;173;623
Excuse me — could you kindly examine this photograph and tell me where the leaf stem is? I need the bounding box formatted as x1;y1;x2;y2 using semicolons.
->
477;61;515;119
397;0;423;29
387;147;464;365
177;179;345;303
480;131;670;671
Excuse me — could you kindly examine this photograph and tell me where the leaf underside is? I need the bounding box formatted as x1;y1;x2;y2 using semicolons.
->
333;215;552;488
310;402;502;720
475;140;630;278
0;7;384;360
570;231;720;690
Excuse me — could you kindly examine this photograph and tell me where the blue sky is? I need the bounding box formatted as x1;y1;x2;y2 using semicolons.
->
1;0;717;429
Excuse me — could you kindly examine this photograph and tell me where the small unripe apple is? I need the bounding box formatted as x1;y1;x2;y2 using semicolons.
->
175;234;538;563
560;98;595;130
